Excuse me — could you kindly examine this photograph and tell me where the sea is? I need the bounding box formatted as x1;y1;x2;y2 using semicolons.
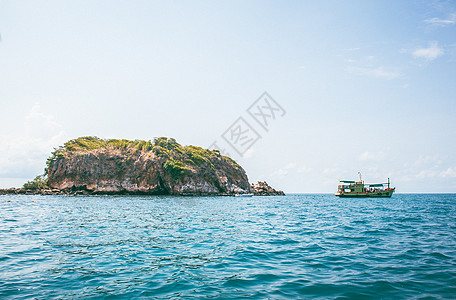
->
1;194;455;299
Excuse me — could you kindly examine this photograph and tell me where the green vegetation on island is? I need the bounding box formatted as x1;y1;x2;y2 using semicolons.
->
22;175;48;190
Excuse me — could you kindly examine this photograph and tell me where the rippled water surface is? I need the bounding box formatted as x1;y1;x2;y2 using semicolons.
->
1;194;456;299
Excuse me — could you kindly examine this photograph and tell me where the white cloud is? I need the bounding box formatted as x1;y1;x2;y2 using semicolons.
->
271;163;313;177
348;66;401;80
271;163;296;177
440;167;456;178
399;155;447;180
298;165;313;173
0;103;66;182
412;154;442;167
416;169;438;179
359;151;385;161
243;147;255;158
425;14;456;26
412;42;444;61
323;168;338;175
25;103;63;140
343;47;360;51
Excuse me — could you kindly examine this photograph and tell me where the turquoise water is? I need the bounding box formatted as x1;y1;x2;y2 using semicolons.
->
1;194;456;299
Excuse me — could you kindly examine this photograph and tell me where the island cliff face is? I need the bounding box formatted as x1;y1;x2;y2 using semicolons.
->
46;137;253;195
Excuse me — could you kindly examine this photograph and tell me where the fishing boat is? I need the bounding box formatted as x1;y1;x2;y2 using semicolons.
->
335;173;395;198
235;193;254;197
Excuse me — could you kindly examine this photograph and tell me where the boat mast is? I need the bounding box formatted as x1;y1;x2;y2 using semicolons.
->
388;178;390;189
358;172;362;182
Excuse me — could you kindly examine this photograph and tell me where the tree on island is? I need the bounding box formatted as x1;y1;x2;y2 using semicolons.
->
22;175;48;190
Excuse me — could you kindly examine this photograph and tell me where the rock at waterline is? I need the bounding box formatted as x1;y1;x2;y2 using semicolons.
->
251;181;285;196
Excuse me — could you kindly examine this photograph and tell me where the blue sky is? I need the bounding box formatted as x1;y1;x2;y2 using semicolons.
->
1;0;455;192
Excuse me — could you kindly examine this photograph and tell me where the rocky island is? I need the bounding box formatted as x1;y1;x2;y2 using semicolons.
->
251;181;285;196
1;137;284;196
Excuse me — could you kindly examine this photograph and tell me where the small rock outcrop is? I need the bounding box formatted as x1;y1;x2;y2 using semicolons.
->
251;181;285;196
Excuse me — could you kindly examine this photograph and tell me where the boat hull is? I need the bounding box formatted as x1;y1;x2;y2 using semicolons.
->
335;189;395;198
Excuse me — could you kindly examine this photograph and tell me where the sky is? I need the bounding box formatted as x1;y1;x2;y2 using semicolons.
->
1;0;455;193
